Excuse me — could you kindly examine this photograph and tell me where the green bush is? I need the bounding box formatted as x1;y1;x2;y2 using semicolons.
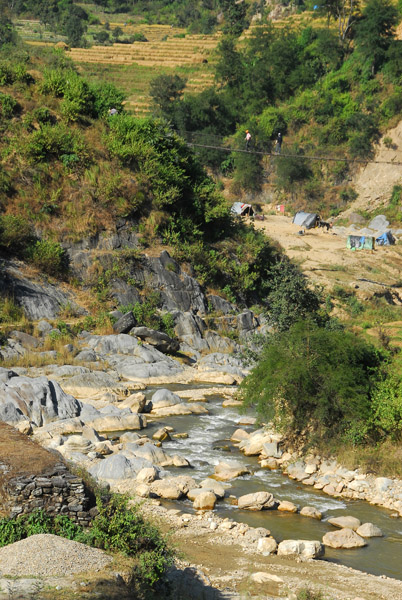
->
87;494;173;586
0;214;34;253
0;92;18;119
371;375;402;440
26;240;68;277
266;259;325;331
240;321;384;443
25;123;88;166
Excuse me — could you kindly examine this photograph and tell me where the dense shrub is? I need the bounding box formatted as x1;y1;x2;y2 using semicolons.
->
0;214;33;253
0;92;18;119
26;240;68;277
25;123;88;166
0;496;173;589
87;494;173;586
265;260;325;331
240;321;385;444
371;375;402;441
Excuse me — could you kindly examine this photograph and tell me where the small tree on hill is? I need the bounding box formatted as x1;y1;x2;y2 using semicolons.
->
355;0;399;75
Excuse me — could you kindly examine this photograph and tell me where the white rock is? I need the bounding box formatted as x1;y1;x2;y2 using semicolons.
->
356;522;383;538
323;528;366;549
250;572;283;584
277;540;324;559
328;516;361;531
257;537;278;554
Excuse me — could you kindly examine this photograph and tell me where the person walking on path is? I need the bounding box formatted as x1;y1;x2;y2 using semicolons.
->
245;130;251;151
275;132;282;154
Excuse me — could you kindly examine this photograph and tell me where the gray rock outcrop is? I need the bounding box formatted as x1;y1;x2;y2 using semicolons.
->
0;375;82;427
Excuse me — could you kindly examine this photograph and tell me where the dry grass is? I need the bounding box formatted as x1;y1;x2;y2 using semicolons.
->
0;421;60;497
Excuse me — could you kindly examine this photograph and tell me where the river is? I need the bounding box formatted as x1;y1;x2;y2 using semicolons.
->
142;386;402;581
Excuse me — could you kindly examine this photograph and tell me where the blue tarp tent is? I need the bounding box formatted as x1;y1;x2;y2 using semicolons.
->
376;232;395;246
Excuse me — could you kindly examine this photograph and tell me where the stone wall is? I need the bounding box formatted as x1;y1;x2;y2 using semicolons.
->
4;462;94;525
0;421;95;525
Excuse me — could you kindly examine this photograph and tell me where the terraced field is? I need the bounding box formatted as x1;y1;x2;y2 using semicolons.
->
24;24;218;117
21;13;322;117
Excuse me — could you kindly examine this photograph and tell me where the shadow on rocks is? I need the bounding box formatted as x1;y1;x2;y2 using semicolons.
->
166;564;239;600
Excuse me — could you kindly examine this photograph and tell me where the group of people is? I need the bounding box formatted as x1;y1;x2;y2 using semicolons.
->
245;130;282;153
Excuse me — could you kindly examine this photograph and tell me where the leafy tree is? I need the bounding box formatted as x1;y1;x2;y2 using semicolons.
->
64;14;87;47
355;0;399;75
275;144;312;193
240;320;384;443
215;36;245;90
0;2;17;47
321;0;361;42
232;150;264;193
266;259;324;331
220;0;248;36
149;74;187;118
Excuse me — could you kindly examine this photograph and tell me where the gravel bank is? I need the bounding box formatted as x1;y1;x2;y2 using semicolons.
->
0;534;112;577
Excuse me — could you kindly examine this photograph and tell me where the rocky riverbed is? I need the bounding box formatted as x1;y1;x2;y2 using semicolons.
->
0;321;402;598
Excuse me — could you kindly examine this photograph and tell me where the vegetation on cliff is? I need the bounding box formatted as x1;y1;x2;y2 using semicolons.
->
0;36;284;306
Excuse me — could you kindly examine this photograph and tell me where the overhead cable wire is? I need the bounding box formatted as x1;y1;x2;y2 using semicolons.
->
173;129;402;166
184;141;402;167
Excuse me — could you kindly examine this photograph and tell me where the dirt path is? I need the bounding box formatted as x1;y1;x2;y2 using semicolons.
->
253;212;402;294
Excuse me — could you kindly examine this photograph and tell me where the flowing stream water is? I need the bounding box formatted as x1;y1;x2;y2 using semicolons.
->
141;386;402;581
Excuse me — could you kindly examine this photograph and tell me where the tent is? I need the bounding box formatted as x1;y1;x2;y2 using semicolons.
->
231;202;254;217
346;235;375;250
292;211;319;229
376;231;395;246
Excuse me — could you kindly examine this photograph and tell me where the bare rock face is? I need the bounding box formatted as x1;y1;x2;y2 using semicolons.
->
322;528;367;549
0;375;82;427
327;516;361;531
277;539;325;559
237;491;277;511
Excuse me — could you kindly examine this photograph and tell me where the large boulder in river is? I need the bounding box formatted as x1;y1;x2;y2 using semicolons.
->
239;429;273;456
277;540;324;559
214;461;251;481
192;490;217;510
86;414;146;432
0;375;82;427
300;506;322;520
150;389;182;410
323;528;367;549
150;475;197;500
199;478;226;499
238;491;277;511
327;516;361;531
356;523;383;538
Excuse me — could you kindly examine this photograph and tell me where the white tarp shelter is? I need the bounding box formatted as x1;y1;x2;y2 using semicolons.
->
231;202;254;217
